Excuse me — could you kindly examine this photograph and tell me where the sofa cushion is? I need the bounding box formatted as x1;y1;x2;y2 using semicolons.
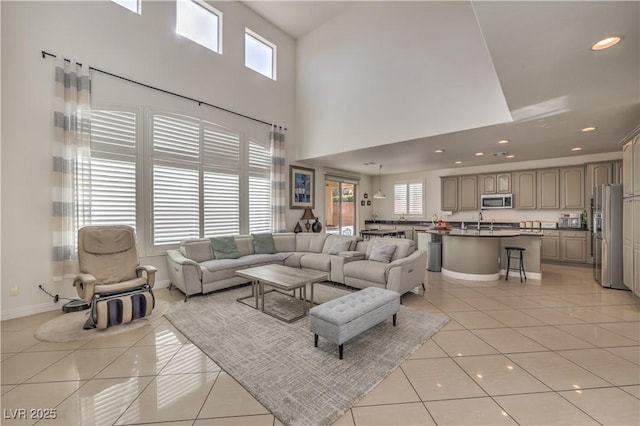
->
273;233;296;252
369;240;397;263
252;233;276;254
343;260;387;284
210;236;240;259
234;236;255;257
200;253;290;283
182;239;214;263
282;252;304;268
327;239;352;255
295;233;327;252
364;238;414;262
299;253;332;272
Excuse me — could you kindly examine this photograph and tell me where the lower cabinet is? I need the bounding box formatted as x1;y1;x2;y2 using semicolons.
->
542;230;588;263
624;243;634;290
634;248;640;297
560;231;587;263
541;231;560;261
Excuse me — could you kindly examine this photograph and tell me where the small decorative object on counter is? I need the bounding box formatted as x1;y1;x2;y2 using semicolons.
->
294;222;303;233
312;218;322;233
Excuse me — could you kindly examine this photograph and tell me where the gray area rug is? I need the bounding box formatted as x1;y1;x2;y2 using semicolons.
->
166;284;449;426
34;300;169;343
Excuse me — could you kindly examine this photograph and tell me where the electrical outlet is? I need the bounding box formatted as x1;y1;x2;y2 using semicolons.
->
9;287;19;296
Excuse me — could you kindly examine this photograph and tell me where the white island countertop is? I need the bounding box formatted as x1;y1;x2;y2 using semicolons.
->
425;229;543;237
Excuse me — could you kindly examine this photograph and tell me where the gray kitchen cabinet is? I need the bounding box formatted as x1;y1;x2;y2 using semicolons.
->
479;174;497;194
458;175;478;210
634;248;640;297
612;161;623;185
560;166;585;209
441;177;458;211
513;170;537;209
635;137;640;196
541;230;560;261
537;169;560;209
624;198;633;248
624;243;633;290
586;162;612;200
479;173;511;194
497;173;511;193
623;198;634;289
560;231;587;263
623;141;633;197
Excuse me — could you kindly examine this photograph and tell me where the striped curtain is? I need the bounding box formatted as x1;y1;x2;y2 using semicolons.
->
51;58;92;282
270;127;286;232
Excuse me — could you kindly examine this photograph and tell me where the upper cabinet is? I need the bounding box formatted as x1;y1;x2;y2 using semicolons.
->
560;166;585;209
478;173;511;194
537;169;560;209
586;162;612;200
613;161;623;185
513;170;537;209
458;175;478;210
623;141;633;197
441;177;458;211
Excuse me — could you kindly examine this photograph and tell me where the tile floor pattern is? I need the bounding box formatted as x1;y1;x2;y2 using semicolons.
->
1;263;639;425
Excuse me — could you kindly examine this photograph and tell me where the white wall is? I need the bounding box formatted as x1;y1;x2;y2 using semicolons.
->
370;151;623;223
295;1;511;161
1;0;296;319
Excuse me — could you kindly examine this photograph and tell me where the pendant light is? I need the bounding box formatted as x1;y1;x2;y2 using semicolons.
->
373;164;386;199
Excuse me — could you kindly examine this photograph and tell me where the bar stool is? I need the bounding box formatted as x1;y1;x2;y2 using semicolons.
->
505;247;526;283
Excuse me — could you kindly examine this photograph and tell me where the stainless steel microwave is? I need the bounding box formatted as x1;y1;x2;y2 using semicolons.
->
481;193;513;209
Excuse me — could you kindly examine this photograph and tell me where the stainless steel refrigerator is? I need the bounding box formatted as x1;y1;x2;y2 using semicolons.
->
593;184;627;289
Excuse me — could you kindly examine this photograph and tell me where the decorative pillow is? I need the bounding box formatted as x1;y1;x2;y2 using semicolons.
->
210;236;240;259
328;239;352;255
252;233;276;254
369;241;397;263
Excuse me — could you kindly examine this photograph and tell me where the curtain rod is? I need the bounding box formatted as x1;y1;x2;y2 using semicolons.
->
41;50;287;131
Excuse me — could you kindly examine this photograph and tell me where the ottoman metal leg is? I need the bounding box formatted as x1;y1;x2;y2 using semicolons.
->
339;344;344;360
393;313;397;326
314;334;318;347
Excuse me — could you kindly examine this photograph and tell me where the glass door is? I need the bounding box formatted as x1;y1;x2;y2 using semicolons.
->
325;180;356;236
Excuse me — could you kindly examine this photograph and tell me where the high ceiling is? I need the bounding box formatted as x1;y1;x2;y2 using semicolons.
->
244;1;640;175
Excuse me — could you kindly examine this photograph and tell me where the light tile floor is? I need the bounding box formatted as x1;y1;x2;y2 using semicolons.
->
1;263;639;425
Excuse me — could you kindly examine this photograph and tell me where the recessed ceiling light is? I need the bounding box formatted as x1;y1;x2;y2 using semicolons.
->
581;126;597;132
506;154;515;159
571;147;583;151
454;161;462;164
498;139;509;144
475;152;484;156
434;149;444;153
591;36;621;51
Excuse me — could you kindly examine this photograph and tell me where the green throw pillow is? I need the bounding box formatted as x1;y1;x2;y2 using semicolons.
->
210;236;240;259
252;233;276;254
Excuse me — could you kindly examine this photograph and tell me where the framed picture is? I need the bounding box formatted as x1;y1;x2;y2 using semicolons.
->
290;165;315;209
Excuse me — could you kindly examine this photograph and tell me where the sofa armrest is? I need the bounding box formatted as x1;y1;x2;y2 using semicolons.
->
339;251;365;260
74;273;97;301
136;265;158;289
165;249;203;299
385;250;427;295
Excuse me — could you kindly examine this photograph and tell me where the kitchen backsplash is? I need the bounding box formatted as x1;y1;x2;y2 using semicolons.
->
441;209;583;224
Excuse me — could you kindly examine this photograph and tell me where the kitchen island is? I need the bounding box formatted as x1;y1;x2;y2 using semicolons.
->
425;229;542;281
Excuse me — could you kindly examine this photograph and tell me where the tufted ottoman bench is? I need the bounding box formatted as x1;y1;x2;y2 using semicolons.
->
309;286;400;359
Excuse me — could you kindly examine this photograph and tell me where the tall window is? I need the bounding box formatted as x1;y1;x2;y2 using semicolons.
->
150;112;270;248
394;181;424;216
111;0;140;14
176;0;222;53
88;110;138;229
245;28;276;80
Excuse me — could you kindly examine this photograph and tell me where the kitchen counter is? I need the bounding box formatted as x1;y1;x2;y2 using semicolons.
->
423;229;542;281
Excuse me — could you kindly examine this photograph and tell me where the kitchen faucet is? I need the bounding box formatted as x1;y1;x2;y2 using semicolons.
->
490;218;495;231
477;212;483;230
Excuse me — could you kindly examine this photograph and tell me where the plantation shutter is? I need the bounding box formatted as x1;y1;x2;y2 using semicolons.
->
89;110;137;228
203;122;241;237
394;183;407;215
248;139;271;233
152;114;200;244
408;182;424;215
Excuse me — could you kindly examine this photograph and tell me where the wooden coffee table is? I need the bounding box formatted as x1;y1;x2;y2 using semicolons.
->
236;264;328;323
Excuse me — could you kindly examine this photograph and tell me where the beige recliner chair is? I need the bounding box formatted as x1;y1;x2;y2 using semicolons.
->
74;225;157;329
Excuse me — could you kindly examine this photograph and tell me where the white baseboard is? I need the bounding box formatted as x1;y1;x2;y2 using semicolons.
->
1;280;171;321
500;269;542;280
441;268;501;282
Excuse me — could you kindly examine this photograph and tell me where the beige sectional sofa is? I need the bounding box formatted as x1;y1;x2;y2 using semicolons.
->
165;232;426;300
